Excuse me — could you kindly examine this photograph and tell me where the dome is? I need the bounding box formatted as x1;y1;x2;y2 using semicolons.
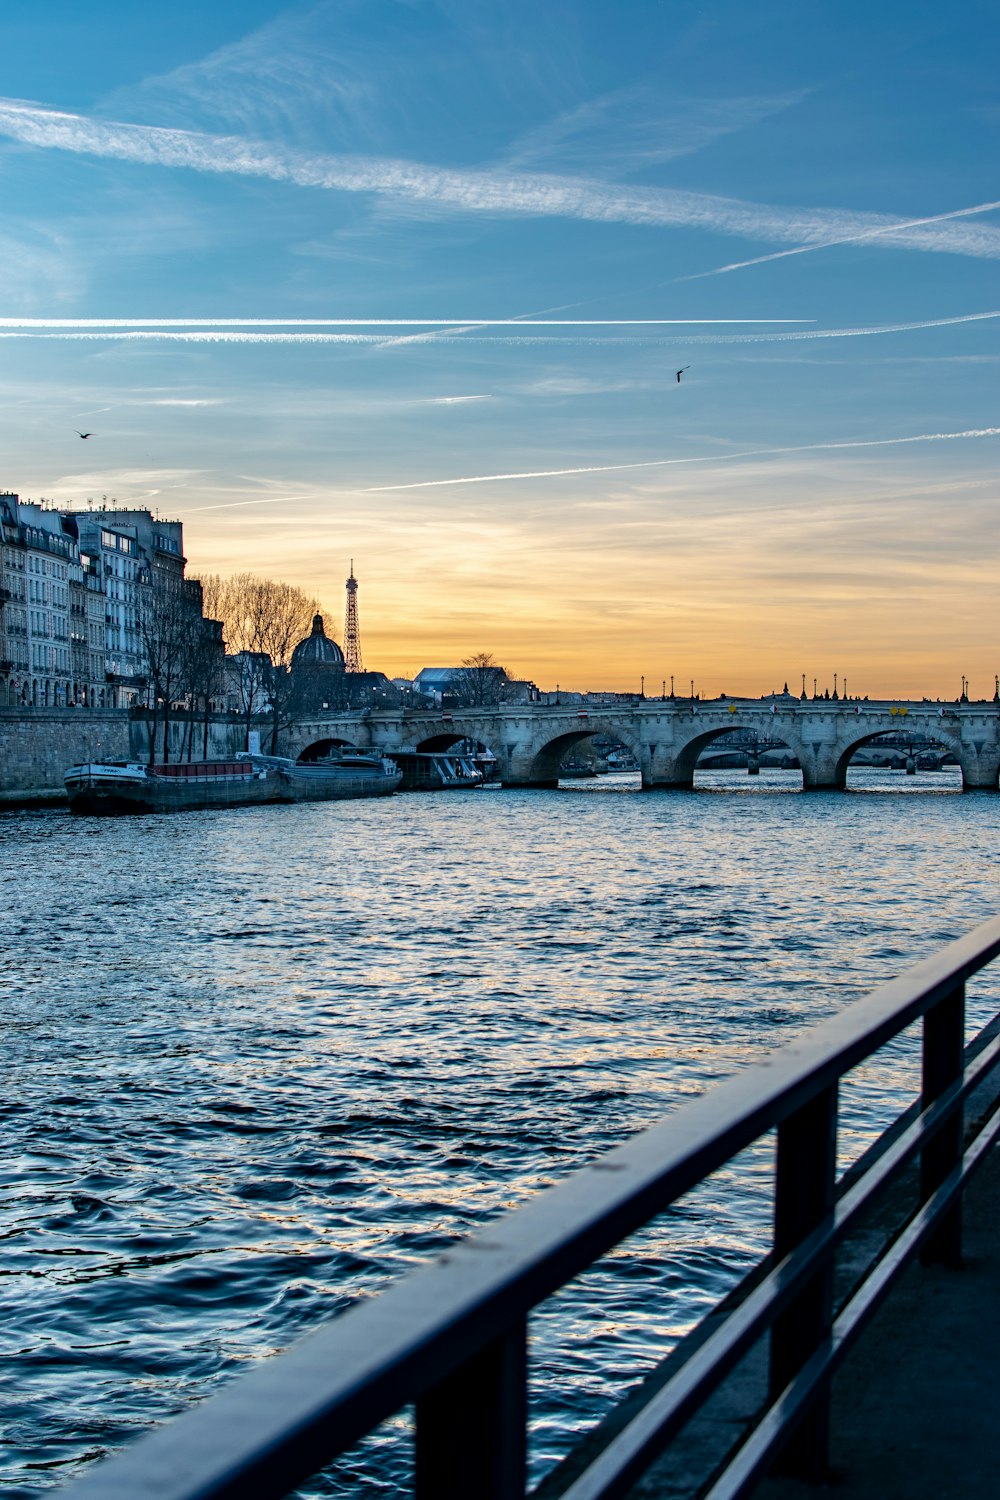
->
291;615;345;671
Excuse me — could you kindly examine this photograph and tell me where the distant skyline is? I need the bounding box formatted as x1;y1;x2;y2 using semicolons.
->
0;0;997;697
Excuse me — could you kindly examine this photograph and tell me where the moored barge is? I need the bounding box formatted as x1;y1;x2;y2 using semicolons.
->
64;751;401;815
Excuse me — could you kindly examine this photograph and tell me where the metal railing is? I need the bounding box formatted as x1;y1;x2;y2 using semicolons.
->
57;915;1000;1500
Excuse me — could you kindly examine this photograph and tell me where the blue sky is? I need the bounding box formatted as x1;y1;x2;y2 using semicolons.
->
0;0;997;692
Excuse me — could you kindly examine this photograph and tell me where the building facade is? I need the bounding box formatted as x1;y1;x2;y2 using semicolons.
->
0;496;101;708
1;499;215;711
63;509;187;709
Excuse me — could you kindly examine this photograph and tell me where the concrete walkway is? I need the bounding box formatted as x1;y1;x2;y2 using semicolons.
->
754;1145;1000;1500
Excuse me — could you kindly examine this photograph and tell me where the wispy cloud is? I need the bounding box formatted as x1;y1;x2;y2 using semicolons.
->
0;227;81;310
37;468;204;503
504;86;808;175
106;6;372;139
2;97;1000;259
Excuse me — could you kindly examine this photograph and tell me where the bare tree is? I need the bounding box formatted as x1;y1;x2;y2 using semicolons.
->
452;651;511;707
140;575;203;763
193;573;322;751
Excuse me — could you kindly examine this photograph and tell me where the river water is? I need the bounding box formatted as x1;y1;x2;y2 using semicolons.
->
4;768;1000;1497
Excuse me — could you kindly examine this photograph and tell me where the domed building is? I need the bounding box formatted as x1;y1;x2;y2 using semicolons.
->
291;614;345;673
290;614;346;711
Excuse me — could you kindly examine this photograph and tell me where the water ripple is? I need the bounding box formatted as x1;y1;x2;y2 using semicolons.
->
2;768;999;1494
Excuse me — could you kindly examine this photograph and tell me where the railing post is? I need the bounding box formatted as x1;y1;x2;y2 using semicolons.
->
415;1320;527;1500
921;981;965;1267
769;1083;838;1480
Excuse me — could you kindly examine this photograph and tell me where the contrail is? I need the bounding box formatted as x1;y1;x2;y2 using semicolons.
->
1;96;1000;259
363;428;1000;492
425;395;492;404
183;428;1000;512
682;198;1000;280
689;311;1000;343
0;312;991;345
0;317;808;328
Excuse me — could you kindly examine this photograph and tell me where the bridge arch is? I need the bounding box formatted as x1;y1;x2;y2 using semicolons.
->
297;735;364;762
413;731;502;756
670;723;804;788
834;727;969;790
528;724;645;786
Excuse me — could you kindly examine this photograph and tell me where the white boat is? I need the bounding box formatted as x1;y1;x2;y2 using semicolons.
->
393;750;485;791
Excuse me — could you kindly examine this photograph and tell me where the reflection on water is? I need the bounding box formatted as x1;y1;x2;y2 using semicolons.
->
2;767;998;1495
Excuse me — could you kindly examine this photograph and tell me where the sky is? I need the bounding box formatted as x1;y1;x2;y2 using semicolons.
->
0;0;997;696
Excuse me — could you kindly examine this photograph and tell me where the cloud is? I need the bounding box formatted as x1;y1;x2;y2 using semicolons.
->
0;228;80;310
35;467;204;502
504;86;808;175
106;6;372;139
2;97;1000;259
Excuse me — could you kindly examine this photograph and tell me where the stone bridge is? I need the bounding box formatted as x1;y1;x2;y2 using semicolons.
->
281;698;1000;791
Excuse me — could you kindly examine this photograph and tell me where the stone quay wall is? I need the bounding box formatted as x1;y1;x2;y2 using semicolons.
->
0;711;256;805
0;709;131;804
129;714;251;766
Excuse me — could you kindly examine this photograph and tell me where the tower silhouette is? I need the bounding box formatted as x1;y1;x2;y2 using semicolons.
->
343;560;364;673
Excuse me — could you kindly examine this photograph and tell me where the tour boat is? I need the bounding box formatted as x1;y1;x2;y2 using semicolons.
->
392;751;485;791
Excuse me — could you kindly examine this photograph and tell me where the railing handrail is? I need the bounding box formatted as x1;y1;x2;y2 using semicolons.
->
57;913;1000;1500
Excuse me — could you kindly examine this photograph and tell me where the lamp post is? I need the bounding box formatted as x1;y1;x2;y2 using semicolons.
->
670;674;675;698
640;674;645;699
662;679;666;700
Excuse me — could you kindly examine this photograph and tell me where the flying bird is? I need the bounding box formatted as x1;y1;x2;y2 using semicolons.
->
75;430;94;439
676;367;690;383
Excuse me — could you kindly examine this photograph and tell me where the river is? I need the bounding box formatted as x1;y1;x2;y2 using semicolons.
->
3;767;1000;1496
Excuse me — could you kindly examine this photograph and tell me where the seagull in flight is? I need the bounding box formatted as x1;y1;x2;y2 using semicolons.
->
75;430;94;439
675;367;690;384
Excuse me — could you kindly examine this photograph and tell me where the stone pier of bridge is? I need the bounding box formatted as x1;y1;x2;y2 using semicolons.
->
282;698;1000;793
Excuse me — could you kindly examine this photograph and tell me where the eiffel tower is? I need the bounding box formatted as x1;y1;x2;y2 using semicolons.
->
343;560;364;673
